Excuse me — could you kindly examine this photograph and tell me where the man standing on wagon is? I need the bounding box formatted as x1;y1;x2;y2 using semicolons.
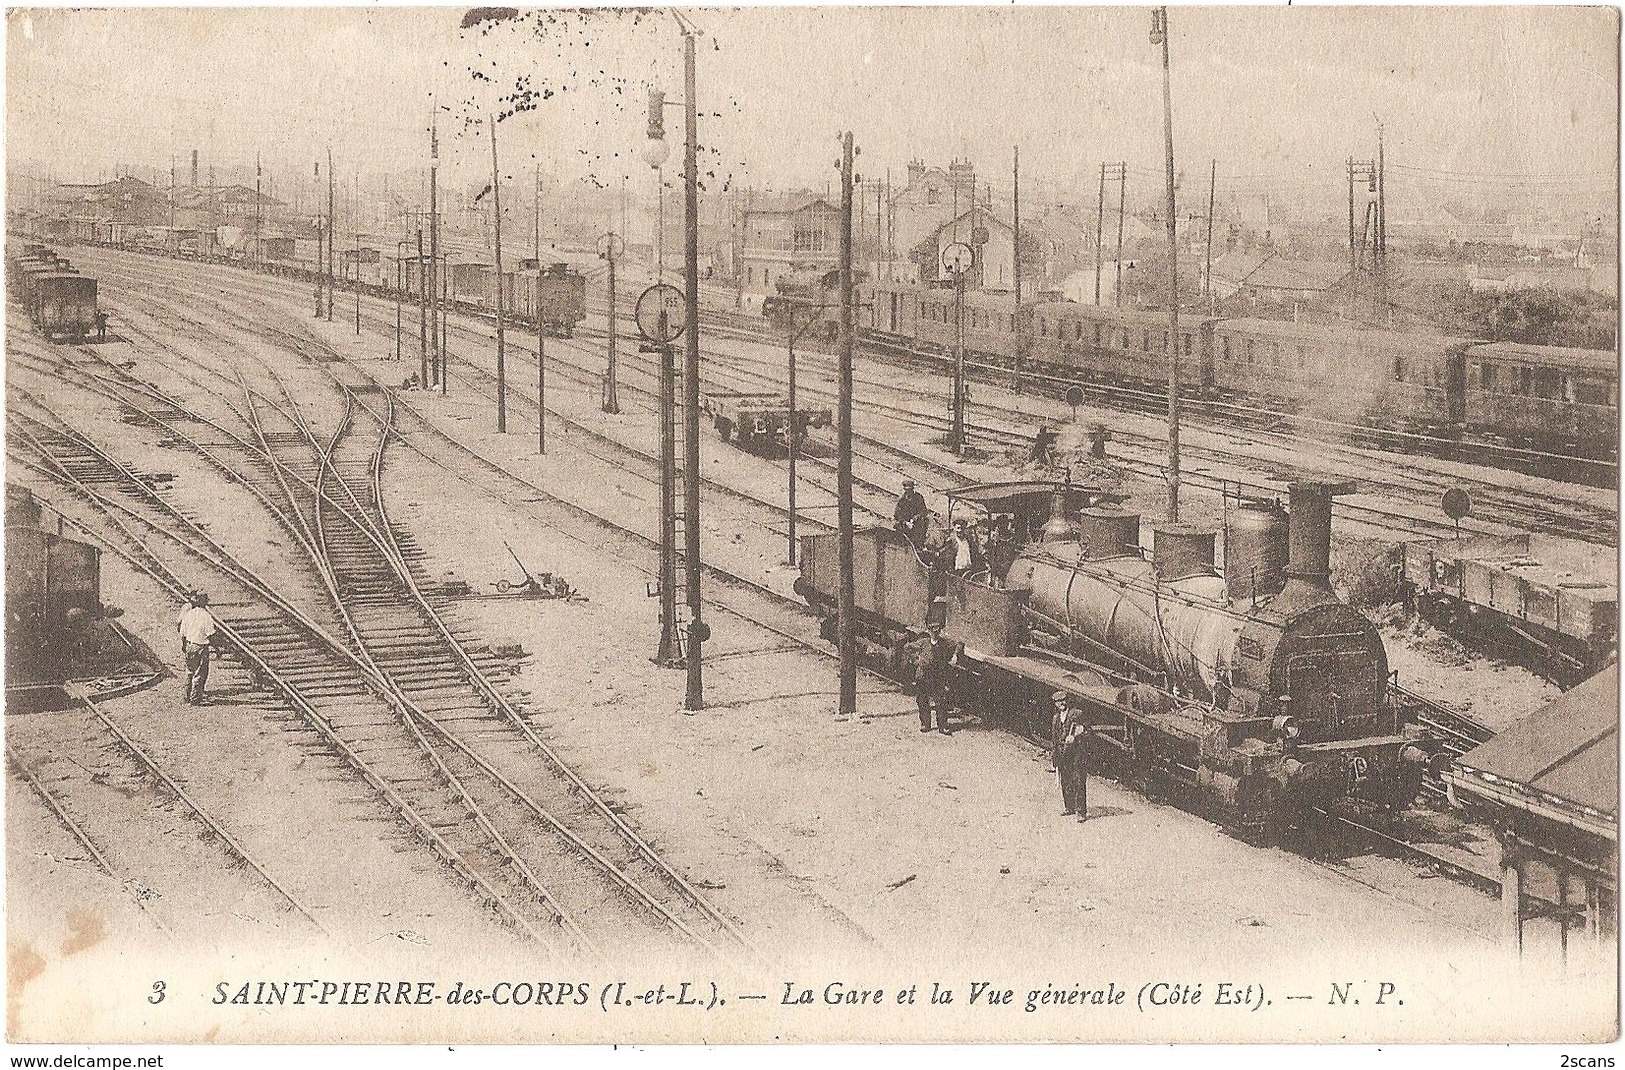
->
894;478;928;546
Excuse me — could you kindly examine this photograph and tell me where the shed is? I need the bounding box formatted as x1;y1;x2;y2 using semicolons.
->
1445;665;1618;958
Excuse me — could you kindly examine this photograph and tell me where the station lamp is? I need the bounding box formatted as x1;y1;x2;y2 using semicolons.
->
643;88;670;169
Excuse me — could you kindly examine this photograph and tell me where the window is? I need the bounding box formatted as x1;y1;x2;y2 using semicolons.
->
1532;367;1561;400
1007;315;1015;332
1121;329;1130;350
1094;325;1103;348
1392;355;1405;382
1142;330;1151;352
1297;345;1308;368
1573;377;1611;406
1270;342;1280;365
1518;366;1533;395
1245;338;1255;364
1477;361;1496;389
1185;335;1195;357
926;189;941;205
1074;321;1084;341
1040;317;1048;337
1222;336;1231;361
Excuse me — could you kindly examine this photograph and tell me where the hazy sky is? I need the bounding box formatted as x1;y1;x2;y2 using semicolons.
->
7;5;1618;213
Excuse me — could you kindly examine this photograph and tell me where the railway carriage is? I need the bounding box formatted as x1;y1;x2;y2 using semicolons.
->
1209;318;1466;431
1026;300;1213;389
1461;342;1619;455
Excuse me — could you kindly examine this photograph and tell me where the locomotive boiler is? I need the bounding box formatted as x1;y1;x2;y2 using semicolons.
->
796;479;1432;829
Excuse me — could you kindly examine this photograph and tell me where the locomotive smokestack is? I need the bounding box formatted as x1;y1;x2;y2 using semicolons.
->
191;150;199;188
1286;480;1355;590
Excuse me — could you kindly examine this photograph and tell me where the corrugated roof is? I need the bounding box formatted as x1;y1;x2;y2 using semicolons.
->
1455;665;1618;819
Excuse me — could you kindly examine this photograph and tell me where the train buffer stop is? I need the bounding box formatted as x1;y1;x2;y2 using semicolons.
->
1444;665;1617;961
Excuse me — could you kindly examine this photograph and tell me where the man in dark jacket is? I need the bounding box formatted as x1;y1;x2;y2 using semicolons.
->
894;479;928;545
912;622;957;735
1051;692;1091;820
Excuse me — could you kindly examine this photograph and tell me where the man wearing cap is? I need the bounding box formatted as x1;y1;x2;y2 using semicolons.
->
1051;692;1091;819
911;622;957;735
943;518;982;577
178;591;220;705
894;478;928;546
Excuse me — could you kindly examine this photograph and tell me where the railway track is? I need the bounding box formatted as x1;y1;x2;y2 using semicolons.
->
86;246;1613;551
16;252;1531;921
6;371;752;961
8;684;329;940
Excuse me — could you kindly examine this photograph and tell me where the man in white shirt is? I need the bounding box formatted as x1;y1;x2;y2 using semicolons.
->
177;591;219;705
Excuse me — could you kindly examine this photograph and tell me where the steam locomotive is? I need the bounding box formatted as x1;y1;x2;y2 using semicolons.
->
795;479;1433;829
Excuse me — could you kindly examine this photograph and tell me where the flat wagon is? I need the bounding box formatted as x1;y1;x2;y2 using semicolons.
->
1400;532;1617;686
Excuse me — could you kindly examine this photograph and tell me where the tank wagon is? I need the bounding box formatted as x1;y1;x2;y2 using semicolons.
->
797;479;1432;829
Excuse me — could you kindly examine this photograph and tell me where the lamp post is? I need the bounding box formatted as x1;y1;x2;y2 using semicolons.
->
598;230;626;414
942;241;974;455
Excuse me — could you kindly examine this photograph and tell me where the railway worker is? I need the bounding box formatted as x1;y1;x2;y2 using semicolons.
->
1030;426;1058;469
894;479;928;546
1051;693;1091;820
985;515;1018;587
943;519;982;577
911;622;958;735
94;311;109;342
178;591;219;706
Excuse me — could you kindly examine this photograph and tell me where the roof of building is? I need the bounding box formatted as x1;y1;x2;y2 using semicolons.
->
1240;257;1350;293
1452;665;1618;833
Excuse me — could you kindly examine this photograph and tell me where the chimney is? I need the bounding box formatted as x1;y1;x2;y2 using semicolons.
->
1286;481;1355;590
190;149;199;188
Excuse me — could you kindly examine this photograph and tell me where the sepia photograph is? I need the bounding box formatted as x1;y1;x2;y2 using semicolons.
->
3;2;1618;1049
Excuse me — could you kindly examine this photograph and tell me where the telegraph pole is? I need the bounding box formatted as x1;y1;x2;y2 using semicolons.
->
1094;163;1106;305
254;152;262;270
681;26;705;712
430;113;443;393
326;147;335;320
490;119;507;433
1153;6;1181;522
354;175;361;335
535;166;546;454
606;241;619;413
417;228;428;387
313;160;324;317
836;130;857;721
951;254;967;454
1377;124;1388;321
1113;161;1127;306
1011;144;1023;394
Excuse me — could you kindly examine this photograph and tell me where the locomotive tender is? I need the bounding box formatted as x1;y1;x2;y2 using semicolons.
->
796;479;1431;828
